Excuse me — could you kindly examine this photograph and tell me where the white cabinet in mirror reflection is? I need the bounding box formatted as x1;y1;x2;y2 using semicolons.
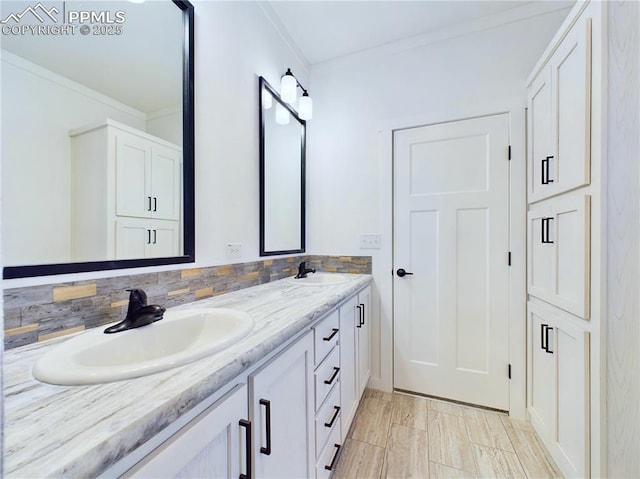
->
71;119;182;261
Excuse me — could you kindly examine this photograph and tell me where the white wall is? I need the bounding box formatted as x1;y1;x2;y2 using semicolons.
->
192;0;307;266
307;7;571;391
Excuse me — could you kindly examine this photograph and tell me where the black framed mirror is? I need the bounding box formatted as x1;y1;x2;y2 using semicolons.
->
259;76;306;256
2;0;195;279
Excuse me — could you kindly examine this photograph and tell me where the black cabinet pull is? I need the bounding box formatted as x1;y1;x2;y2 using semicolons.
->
544;325;554;354
359;303;365;326
324;406;341;428
153;197;157;212
259;399;271;455
324;444;341;471
541;156;554;185
152;229;157;244
356;305;362;328
540;323;548;350
147;196;152;211
146;229;151;244
324;366;340;385
541;218;554;244
239;419;251;479
396;268;413;277
323;328;339;342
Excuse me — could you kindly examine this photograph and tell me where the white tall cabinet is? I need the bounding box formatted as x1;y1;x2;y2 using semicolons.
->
70;119;182;261
526;2;603;477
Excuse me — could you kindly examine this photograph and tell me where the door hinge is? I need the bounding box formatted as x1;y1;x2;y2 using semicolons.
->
508;145;512;161
508;364;512;379
508;252;512;266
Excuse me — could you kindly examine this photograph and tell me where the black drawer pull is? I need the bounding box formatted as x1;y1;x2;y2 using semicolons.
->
325;443;341;471
541;217;554;244
540;323;548;350
147;196;152;211
359;303;365;326
324;367;340;385
541;155;554;185
259;399;271;455
356;305;362;328
323;328;339;341
324;405;341;428
239;419;251;479
544;325;554;354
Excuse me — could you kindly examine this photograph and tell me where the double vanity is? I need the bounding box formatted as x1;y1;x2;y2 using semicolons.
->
4;272;372;478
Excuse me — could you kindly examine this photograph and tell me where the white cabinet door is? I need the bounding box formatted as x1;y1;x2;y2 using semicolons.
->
527;301;590;479
527;194;591;318
151;145;182;221
150;220;180;258
250;332;314;479
356;286;371;397
116;219;149;260
115;131;152;219
551;16;592;197
125;384;250;479
527;302;555;437
339;295;358;440
527;67;553;201
553;316;590;478
527;16;592;203
116;219;179;259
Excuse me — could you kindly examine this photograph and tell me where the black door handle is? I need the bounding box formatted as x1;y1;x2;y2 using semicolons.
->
397;268;414;277
239;419;252;479
259;399;271;455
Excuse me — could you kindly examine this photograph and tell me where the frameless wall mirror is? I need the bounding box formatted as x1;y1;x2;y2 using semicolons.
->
1;0;195;279
259;76;306;256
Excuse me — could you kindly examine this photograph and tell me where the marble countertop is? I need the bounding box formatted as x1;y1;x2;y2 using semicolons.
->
4;273;371;478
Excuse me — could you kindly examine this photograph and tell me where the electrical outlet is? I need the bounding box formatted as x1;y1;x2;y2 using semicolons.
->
360;234;381;249
225;243;242;257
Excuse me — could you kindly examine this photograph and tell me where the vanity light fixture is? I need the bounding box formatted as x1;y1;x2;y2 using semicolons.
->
280;68;313;120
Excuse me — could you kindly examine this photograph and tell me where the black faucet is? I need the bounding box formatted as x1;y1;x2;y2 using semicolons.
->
104;289;165;334
295;261;316;279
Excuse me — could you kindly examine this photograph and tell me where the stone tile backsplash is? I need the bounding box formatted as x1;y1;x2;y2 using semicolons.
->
4;255;372;349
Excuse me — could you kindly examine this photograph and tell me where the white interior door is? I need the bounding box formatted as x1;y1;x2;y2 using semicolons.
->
393;114;511;411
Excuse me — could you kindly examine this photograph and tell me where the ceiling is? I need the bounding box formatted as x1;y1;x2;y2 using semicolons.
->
264;0;575;65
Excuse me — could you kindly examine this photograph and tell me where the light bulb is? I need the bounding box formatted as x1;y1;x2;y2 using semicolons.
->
262;89;273;110
280;70;297;104
298;93;312;120
275;103;290;125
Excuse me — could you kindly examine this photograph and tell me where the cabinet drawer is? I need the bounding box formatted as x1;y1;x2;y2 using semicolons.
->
316;419;342;479
314;310;340;367
315;381;341;457
315;346;340;410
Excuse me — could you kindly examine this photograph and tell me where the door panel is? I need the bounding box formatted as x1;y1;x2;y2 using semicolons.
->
393;114;510;410
116;132;151;218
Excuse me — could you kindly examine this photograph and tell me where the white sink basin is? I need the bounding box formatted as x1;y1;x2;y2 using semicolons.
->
33;308;254;385
287;273;349;286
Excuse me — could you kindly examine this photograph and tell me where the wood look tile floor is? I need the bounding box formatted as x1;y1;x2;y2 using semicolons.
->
334;389;562;479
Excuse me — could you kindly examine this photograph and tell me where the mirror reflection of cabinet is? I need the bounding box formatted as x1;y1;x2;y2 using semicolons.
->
71;120;182;261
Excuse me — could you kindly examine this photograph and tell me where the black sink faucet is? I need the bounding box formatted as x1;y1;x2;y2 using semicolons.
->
104;289;165;334
295;261;316;279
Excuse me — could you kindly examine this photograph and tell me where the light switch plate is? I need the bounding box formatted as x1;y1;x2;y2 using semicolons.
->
360;234;381;249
